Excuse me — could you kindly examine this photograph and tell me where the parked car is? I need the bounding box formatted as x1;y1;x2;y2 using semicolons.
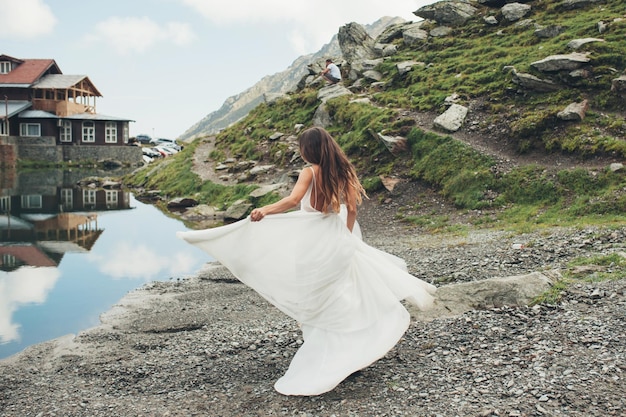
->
135;134;153;144
150;147;169;157
154;138;182;151
154;146;177;156
142;147;161;158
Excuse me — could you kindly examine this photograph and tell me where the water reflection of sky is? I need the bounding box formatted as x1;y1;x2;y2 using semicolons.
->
0;196;211;359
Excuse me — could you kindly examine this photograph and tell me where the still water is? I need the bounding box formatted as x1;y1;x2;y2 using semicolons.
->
0;168;211;359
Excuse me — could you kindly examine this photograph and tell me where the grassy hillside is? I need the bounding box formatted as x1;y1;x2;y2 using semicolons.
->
126;0;626;230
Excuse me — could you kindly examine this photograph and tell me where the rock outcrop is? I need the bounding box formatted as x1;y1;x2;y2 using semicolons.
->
414;1;478;26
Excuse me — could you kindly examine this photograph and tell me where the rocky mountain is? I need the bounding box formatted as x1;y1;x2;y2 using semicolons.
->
130;0;625;226
177;16;408;142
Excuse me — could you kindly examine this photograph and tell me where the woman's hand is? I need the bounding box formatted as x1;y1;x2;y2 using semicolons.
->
250;208;265;222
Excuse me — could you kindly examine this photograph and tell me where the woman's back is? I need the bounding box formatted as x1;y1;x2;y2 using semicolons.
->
301;166;328;213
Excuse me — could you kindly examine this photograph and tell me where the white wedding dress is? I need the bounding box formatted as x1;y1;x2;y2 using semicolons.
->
177;168;436;396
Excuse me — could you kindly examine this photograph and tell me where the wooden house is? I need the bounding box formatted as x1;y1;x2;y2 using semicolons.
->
0;54;136;154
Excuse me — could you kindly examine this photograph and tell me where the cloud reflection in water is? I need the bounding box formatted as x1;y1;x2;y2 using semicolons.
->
0;267;61;344
88;241;197;280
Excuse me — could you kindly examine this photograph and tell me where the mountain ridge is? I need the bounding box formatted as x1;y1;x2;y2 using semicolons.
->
177;16;408;142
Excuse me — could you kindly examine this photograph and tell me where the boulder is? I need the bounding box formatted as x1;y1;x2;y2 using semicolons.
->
363;70;383;82
567;38;604;50
167;197;198;209
483;15;499;25
376;21;422;44
402;27;428;46
224;199;252;221
312;103;332;128
397;60;425;76
534;25;565;38
511;70;560;92
531;52;591;72
611;75;626;93
379;175;401;192
409;271;558;321
558;0;603;11
249;183;284;200
430;26;453;37
268;132;284;141
350;58;384;75
249;164;274;176
501;2;532;22
338;22;376;63
317;83;353;103
377;133;409;154
444;93;461;106
433;103;468;132
373;43;397;57
557;100;589;121
414;1;478;26
181;204;221;221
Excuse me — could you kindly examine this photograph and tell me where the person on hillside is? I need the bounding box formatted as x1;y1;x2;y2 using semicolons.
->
321;59;341;84
177;126;436;396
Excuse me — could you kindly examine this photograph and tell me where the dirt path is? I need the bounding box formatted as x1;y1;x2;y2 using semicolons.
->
191;136;232;185
406;106;623;173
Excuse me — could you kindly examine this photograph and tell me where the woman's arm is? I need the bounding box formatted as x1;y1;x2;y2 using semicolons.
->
344;184;358;232
250;168;313;221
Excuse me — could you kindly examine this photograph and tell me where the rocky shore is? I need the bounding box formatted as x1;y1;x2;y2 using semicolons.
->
0;186;625;416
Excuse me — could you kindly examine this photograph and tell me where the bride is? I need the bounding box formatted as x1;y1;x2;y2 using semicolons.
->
178;126;436;396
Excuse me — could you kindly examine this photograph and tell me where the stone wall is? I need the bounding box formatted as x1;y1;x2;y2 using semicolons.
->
0;136;143;166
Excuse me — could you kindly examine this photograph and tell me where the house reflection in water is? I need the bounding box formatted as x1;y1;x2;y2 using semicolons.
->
0;170;132;270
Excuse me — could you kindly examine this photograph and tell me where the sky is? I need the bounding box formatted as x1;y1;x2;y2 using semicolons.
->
0;0;434;140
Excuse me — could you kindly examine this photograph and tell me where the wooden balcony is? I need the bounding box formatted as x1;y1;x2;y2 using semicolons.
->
32;99;96;117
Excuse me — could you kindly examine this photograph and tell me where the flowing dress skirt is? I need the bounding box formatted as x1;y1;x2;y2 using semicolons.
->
177;208;436;395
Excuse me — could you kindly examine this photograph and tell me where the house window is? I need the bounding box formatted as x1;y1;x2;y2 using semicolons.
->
60;120;72;142
83;189;96;206
105;122;117;143
105;190;118;208
123;125;129;143
0;119;7;136
2;254;20;269
21;194;42;209
82;121;95;142
60;188;73;210
0;196;10;212
20;123;41;137
0;61;11;74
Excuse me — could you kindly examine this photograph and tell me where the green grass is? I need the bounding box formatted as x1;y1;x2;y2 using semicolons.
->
533;253;626;304
124;140;262;210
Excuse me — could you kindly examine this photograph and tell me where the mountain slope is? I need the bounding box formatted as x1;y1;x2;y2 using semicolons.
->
177;16;407;142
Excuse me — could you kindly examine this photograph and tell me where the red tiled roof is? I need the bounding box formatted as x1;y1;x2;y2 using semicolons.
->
0;245;57;267
0;58;62;85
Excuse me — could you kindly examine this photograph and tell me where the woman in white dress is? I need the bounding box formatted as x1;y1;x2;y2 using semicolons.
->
178;126;436;396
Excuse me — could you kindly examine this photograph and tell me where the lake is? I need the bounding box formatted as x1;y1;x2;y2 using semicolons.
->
0;168;211;359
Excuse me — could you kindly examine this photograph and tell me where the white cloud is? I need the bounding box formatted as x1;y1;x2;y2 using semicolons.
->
89;241;197;280
0;0;57;39
0;267;60;344
179;0;429;57
83;16;195;55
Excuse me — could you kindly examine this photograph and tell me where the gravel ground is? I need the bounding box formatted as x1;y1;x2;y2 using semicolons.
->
0;181;624;417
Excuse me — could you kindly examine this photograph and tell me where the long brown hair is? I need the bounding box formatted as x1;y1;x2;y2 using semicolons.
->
298;127;366;213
